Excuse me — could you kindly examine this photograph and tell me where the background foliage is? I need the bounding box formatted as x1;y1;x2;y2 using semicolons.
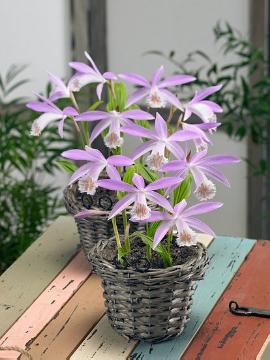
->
147;22;270;175
0;66;74;273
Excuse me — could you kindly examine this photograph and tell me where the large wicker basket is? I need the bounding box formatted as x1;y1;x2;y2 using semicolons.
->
63;183;141;255
89;238;209;343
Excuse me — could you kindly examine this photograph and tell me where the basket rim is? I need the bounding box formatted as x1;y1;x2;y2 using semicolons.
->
89;237;208;277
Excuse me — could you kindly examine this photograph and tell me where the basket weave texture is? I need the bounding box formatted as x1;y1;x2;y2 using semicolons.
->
89;239;209;343
63;182;141;255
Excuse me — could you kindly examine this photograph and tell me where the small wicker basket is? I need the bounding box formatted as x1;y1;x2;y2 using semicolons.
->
89;238;209;343
63;182;141;255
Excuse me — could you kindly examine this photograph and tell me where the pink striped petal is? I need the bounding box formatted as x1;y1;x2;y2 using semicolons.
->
162;160;186;172
98;179;134;192
122;109;154;120
193;84;222;102
145;176;180;191
76;111;109;121
108;193;135;219
126;88;149;107
153;221;171;248
146;191;174;212
158;75;196;88
26;101;56;113
202;155;240;165
131;140;156;160
199;165;230;187
103;71;117;80
119;72;150;87
69;61;92;73
152;66;164;86
106;164;121;181
90;118;111;143
159;89;182;109
132;173;145;190
84;51;101;74
155;113;167;138
182;201;223;217
69;163;92;184
63;106;78;116
166;141;185;159
107;155;133;167
201;100;223;113
121;124;156;139
169;129;200;142
58;118;65;138
185;217;216;236
96;83;104;100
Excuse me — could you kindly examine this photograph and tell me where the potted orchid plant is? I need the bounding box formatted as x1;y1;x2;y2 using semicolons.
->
28;52;239;342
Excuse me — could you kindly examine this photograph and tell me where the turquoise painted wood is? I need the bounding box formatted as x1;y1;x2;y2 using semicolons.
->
129;236;255;360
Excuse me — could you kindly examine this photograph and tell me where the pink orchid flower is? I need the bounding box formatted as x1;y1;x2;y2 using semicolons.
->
27;96;78;138
75;109;154;149
141;200;223;248
121;113;200;171
119;66;195;108
62;146;133;195
162;150;240;201
184;84;223;123
182;122;221;152
47;72;72;101
98;173;179;221
68;52;117;100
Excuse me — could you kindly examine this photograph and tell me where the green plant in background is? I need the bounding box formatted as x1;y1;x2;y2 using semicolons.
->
0;65;74;273
147;22;270;175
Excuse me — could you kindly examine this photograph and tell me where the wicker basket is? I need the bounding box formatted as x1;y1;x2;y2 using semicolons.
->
89;238;209;343
63;182;141;255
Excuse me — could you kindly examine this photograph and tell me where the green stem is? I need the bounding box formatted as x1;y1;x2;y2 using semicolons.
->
112;216;122;249
122;210;130;252
70;92;89;146
146;244;152;260
167;230;173;253
176;112;184;129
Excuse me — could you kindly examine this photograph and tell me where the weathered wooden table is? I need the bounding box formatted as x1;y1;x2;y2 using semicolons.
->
0;216;269;360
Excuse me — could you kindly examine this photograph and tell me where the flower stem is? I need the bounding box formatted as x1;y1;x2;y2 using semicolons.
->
167;230;173;253
112;216;122;249
176;112;184;128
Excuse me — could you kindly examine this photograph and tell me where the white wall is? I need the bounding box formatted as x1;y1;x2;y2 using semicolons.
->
0;0;70;99
107;0;249;237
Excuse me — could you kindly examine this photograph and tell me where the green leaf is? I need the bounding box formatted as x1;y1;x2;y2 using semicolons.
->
130;231;163;254
173;174;192;205
56;159;77;173
88;100;103;111
135;162;159;183
106;82;128;112
136;119;151;129
147;221;161;238
117;165;136;199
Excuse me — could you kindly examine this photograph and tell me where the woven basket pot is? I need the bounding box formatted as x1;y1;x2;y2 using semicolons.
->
63;182;141;255
89;238;209;343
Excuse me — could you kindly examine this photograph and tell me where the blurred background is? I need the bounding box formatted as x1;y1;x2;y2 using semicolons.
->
1;0;269;272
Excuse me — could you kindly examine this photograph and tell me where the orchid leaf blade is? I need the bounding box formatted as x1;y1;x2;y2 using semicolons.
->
57;159;77;173
173;173;192;205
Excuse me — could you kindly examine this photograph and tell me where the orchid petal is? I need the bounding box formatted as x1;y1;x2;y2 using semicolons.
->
146;191;174;212
139;210;168;222
194;84;222;102
107;155;133;167
90;118;111;143
145;176;180;191
76;110;108;121
68;61;92;73
201;100;223;113
191;149;208;164
131;174;144;190
158;75;196;88
126;88;149;107
152;65;164;86
174;200;188;215
131;140;156;160
69;163;92;184
122;109;154;120
153;221;172;249
84;51;101;74
96;83;104;100
63;106;78;116
166;141;185;159
202;155;240;165
31;113;63;135
190;167;206;187
62;149;97;162
155;113;168;138
162;160;186;172
169;129;200;142
98;179;134;192
103;71;117;80
108;193;135;219
58;118;65;138
74;209;109;219
119;72;150;87
27;101;57;113
182;201;223;217
185;217;216;236
106;164;121;181
159;89;182;109
121;124;156;139
199;165;231;187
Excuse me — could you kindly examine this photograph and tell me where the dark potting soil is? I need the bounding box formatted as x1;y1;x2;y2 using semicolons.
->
100;237;200;270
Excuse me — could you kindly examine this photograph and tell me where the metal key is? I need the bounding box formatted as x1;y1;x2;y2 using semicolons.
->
229;300;270;318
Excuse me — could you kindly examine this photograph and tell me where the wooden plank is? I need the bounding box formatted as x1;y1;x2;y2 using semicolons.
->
129;236;255;360
0;250;90;359
257;335;270;360
182;241;270;360
69;235;213;360
0;216;79;338
70;315;136;360
27;274;105;359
